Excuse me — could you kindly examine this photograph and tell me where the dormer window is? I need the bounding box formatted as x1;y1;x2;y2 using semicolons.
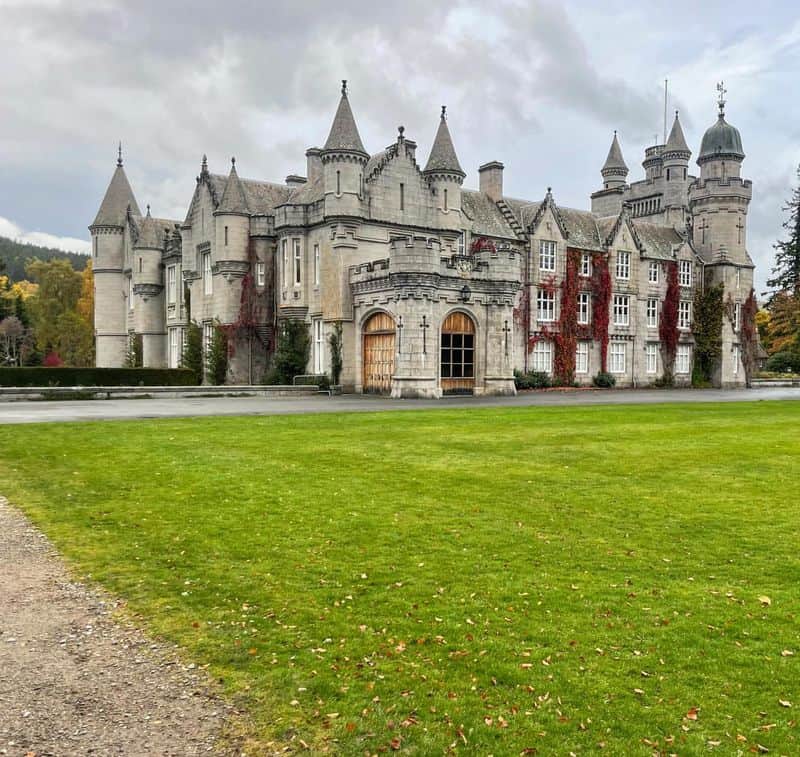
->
539;240;556;272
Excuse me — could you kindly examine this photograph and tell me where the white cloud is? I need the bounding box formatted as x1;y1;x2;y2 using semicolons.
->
0;216;91;255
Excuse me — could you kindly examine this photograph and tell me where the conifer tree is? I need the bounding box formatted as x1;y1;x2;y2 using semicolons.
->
182;321;204;384
767;165;800;299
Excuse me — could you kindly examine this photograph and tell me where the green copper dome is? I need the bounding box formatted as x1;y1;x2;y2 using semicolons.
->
698;114;744;163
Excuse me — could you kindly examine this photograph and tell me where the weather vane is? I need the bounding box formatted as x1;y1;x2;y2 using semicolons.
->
716;81;727;116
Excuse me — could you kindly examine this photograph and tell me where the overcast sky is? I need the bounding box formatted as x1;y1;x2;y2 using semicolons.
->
1;0;798;292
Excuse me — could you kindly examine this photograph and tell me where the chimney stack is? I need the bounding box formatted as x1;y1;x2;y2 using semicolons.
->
478;161;504;202
306;147;322;184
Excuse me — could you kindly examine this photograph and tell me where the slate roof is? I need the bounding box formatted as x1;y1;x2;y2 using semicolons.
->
601;133;628;173
92;164;141;227
501;198;542;229
461;190;516;239
630;220;683;259
286;174;324;205
216;162;250;214
208;174;291;214
424;112;465;175
664;113;690;156
559;207;604;250
133;211;179;249
323;91;368;154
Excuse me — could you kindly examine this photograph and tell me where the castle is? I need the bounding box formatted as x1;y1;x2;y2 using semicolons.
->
90;81;754;394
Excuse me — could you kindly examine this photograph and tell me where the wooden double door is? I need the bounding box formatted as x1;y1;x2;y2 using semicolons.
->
362;312;395;394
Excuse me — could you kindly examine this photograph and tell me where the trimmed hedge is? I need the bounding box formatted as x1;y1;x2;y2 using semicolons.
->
0;367;199;387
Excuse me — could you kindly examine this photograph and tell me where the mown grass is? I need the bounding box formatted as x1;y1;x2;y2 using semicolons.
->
0;401;798;755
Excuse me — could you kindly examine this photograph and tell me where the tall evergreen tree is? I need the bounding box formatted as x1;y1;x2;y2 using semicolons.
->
767;165;800;299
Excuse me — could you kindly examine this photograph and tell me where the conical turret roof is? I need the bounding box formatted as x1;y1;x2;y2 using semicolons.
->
424;107;465;176
601;132;628;175
665;112;690;157
134;206;163;249
217;158;250;214
323;81;367;154
92;154;140;227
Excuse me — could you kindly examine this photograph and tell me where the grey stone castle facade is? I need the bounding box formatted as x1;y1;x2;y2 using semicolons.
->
91;81;754;394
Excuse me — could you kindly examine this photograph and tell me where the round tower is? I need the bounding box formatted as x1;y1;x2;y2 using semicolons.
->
89;145;140;367
423;106;465;231
662;111;692;225
132;206;168;367
321;81;369;218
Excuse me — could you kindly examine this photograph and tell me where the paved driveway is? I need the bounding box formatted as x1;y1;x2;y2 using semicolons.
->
0;387;798;424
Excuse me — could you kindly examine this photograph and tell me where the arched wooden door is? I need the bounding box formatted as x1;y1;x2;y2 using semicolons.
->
362;312;396;394
440;312;475;395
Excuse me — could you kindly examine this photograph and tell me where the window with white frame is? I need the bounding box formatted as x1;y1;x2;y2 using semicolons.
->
203;322;213;360
678;300;692;330
676;344;691;374
576;342;589;374
169;328;182;368
646;342;658;374
616;251;630;280
202;252;212;295
167;265;177;305
539;240;556;272
734;302;741;331
537;289;556;322
293;239;302;286
256;262;266;287
313;319;324;374
580;253;592;277
736;268;741;289
609;342;626;373
578;292;591;324
314;244;320;286
648;261;659;284
679;259;692;287
732;345;740;375
613;294;629;326
282;239;288;288
646;298;658;328
458;232;466;255
128;277;134;310
532;340;553;373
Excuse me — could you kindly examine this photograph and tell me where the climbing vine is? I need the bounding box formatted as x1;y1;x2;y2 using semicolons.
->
740;289;759;387
659;261;680;383
552;249;580;384
691;282;724;385
470;236;497;254
591;252;611;373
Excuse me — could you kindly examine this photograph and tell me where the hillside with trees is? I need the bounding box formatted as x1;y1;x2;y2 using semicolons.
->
0;236;88;283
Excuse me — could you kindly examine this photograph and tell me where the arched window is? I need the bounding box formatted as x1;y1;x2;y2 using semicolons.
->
441;312;476;395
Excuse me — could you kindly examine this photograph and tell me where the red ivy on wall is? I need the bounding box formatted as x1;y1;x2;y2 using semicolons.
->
552;249;580;384
659;261;680;379
470;236;497;254
591;252;611;373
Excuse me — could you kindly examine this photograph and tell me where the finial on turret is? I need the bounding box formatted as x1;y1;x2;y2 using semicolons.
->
231;156;236;167
201;154;208;171
146;203;151;217
441;105;447;120
398;125;405;141
117;141;123;167
341;79;347;96
716;81;727;117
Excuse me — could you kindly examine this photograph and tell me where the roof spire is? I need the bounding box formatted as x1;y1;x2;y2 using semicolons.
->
664;110;690;158
424;106;465;176
323;81;367;154
601;131;628;177
117;141;123;167
217;155;250;214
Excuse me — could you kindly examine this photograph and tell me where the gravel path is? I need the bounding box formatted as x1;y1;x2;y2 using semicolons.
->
0;495;237;756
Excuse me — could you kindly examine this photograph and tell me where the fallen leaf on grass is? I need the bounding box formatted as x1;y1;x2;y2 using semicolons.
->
781;649;794;657
779;700;792;708
758;595;772;607
685;707;699;720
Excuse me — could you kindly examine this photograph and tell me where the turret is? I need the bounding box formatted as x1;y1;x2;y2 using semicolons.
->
423;106;465;229
321;80;369;217
89;144;140;367
214;157;251;321
132;206;167;367
688;83;754;387
600;131;628;190
662;111;692;224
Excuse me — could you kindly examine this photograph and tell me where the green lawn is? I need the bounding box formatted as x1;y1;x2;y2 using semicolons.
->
1;402;799;755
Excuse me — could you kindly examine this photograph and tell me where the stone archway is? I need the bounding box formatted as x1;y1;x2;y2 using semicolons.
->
440;311;475;395
362;312;395;394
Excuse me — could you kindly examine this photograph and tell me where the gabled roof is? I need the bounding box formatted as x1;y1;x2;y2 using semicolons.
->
529;190;569;241
424;108;465;176
216;159;250;214
603;206;643;251
631;220;684;260
601;132;628;175
92;163;141;227
323;82;368;154
664;112;690;157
